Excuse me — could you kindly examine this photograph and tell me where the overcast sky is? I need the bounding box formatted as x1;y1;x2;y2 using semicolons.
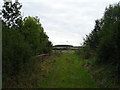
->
1;0;119;46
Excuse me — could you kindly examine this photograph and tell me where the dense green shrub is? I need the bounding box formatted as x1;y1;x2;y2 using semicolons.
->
22;16;52;55
83;2;120;64
82;2;120;86
97;3;120;64
2;1;52;87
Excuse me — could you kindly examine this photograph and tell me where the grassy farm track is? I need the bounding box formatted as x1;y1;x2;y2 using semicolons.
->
39;53;97;88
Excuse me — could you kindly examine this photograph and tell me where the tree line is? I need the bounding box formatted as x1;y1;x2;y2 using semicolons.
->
81;2;120;86
2;1;52;87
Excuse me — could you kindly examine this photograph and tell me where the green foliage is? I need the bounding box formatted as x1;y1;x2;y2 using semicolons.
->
2;1;52;87
76;46;95;59
97;3;120;64
83;19;102;51
2;1;22;27
96;3;120;84
2;24;34;88
22;16;52;55
82;2;120;86
83;2;120;64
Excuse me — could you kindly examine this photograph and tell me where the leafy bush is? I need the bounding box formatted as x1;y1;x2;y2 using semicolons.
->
2;1;52;87
82;2;120;86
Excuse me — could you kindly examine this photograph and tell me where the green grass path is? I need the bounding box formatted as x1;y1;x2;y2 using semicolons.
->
39;54;97;88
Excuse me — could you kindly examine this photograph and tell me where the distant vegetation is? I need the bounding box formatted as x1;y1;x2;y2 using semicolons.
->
2;1;52;87
77;2;120;87
53;45;79;50
53;45;73;47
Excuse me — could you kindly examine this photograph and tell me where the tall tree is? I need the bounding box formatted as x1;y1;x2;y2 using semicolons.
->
22;16;52;54
83;19;102;50
84;2;120;84
2;0;22;27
